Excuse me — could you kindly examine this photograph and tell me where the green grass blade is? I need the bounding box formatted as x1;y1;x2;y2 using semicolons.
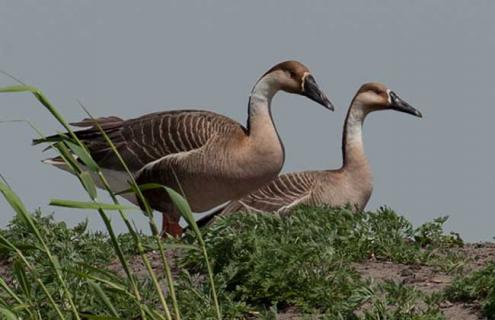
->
79;107;179;320
114;183;163;196
142;306;167;320
164;187;195;233
12;260;31;300
69;270;130;296
0;278;24;306
51;142;146;316
0;308;18;320
88;280;120;318
77;315;121;320
0;85;145;318
36;280;66;320
80;171;97;200
165;187;222;320
65;140;99;172
0;85;38;93
0;179;31;226
0;86;72;134
49;199;135;211
0;233;19;252
54;142;82;174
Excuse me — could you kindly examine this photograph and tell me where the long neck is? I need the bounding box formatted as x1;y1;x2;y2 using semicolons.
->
341;99;369;171
246;73;280;137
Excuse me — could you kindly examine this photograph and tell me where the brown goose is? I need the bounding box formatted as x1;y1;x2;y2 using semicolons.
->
37;61;333;236
195;82;422;226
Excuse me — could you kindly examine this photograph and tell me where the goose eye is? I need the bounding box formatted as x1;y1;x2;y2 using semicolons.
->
288;71;295;78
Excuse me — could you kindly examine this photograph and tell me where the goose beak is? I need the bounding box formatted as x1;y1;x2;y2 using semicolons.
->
303;75;334;111
389;91;422;118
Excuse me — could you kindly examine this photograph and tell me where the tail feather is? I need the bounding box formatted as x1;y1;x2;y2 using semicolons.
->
195;206;226;228
33;116;124;146
32;133;70;146
70;116;123;128
186;200;245;232
42;157;65;165
183;204;227;233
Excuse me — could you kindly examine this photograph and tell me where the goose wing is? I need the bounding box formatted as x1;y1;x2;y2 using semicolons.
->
37;110;244;172
222;171;318;214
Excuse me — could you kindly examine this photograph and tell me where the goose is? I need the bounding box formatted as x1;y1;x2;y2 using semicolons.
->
36;60;334;237
195;82;422;226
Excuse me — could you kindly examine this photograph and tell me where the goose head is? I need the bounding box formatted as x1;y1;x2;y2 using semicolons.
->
256;60;334;110
354;82;422;117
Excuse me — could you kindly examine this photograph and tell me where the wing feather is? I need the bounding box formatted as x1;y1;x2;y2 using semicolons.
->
222;171;318;214
38;110;244;172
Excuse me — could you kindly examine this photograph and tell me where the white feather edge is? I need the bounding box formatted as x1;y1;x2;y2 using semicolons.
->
42;158;139;205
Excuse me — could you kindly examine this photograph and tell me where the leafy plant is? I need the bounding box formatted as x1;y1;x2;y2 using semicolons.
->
445;262;495;319
360;281;445;319
180;206;464;317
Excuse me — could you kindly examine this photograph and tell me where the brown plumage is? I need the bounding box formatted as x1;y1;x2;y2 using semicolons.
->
196;82;422;226
37;60;334;237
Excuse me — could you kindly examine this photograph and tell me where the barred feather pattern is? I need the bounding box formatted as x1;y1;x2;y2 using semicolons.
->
68;110;243;172
221;171;319;214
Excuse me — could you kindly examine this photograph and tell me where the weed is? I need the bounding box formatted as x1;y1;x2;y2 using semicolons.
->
181;206;464;317
359;281;445;319
445;262;495;319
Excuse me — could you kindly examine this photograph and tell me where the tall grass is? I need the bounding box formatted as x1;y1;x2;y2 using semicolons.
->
0;84;221;319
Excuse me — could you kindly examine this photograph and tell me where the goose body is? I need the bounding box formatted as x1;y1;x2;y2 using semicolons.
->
197;82;422;224
38;61;333;236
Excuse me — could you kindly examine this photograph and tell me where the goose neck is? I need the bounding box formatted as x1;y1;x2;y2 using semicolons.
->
246;73;281;136
342;101;369;171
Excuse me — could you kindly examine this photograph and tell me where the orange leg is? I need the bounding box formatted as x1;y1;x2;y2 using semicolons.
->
161;211;183;238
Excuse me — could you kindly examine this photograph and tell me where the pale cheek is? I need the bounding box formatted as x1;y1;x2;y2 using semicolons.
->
301;71;310;92
386;89;392;104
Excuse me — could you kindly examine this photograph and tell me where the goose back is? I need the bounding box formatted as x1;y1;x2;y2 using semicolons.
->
69;110;245;172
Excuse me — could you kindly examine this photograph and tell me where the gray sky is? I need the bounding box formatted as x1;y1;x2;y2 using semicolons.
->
0;1;494;241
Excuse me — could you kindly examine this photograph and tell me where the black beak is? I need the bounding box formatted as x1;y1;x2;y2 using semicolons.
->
389;91;422;118
303;75;334;111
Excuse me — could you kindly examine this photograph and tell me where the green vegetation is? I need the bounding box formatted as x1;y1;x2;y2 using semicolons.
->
181;206;464;318
0;83;493;319
0;212;159;319
0;204;482;319
446;263;495;319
